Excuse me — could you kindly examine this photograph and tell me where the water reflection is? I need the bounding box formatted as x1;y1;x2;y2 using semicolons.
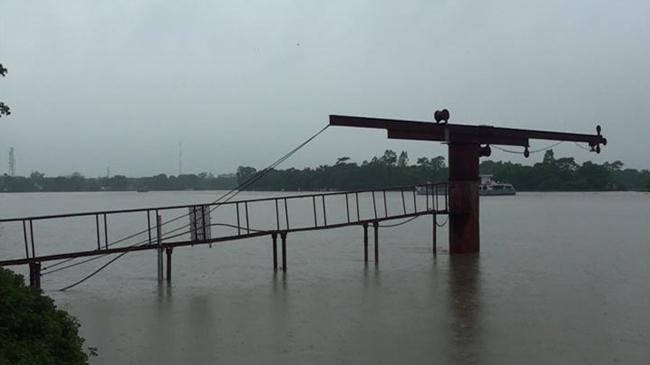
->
361;263;381;290
271;271;288;294
447;254;482;364
157;280;173;302
17;192;649;364
270;271;290;355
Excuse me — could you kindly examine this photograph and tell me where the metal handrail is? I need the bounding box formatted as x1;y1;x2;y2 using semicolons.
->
0;182;448;223
0;182;449;265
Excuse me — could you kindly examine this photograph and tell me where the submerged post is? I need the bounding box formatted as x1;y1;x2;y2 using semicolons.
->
363;223;368;263
165;247;173;282
433;212;437;256
281;232;287;271
272;233;278;271
448;143;480;253
156;215;163;282
373;221;379;264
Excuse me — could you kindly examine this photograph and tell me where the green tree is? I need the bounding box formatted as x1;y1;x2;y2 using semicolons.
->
379;150;397;166
542;149;554;164
236;166;257;186
0;268;89;364
576;161;611;190
429;156;446;170
0;63;10;117
416;155;445;170
29;171;45;181
335;156;351;165
107;175;128;191
397;151;409;167
603;160;623;172
416;157;429;167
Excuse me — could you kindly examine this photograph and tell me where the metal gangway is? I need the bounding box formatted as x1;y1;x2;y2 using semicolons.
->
0;182;448;288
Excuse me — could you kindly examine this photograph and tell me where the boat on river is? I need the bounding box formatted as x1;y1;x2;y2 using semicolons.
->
479;175;516;196
415;176;515;196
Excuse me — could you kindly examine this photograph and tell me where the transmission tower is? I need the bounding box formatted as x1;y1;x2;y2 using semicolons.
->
178;142;183;176
8;147;15;176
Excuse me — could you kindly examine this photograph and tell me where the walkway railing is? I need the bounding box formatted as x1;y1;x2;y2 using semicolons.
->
0;182;448;268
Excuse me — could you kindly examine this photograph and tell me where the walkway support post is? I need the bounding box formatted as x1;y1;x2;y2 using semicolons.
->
433;212;437;256
272;233;278;271
156;215;163;282
281;232;287;271
373;221;379;264
448;143;480;253
363;223;368;263
165;247;173;282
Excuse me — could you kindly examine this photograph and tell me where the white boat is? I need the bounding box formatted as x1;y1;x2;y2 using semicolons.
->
415;176;515;196
479;175;516;196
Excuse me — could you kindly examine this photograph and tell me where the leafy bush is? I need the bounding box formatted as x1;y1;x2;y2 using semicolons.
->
0;268;88;365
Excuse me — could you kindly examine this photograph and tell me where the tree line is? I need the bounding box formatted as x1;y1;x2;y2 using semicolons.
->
479;150;649;191
1;150;649;193
0;172;236;192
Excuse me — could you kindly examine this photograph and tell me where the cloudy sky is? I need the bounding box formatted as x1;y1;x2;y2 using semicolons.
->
1;0;648;177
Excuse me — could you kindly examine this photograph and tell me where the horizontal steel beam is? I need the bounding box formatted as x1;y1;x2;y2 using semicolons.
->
330;114;606;147
387;130;530;146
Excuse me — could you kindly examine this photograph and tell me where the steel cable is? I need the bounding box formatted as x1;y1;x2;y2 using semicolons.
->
573;142;592;151
48;124;331;273
56;124;330;290
491;141;564;155
378;215;420;228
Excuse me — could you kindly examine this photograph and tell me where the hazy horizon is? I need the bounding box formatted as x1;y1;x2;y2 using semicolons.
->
1;0;649;177
1;146;649;179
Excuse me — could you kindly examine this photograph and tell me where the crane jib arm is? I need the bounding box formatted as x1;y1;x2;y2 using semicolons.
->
329;111;607;254
329;115;607;150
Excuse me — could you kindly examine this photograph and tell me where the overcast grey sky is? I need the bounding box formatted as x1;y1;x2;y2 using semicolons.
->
1;0;648;177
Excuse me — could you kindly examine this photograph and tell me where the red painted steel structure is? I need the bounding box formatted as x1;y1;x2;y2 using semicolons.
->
329;113;607;254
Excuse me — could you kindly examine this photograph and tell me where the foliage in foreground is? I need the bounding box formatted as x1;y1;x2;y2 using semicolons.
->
0;268;88;365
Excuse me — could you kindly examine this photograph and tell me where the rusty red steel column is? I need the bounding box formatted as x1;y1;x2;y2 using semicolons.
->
448;143;480;253
29;261;41;289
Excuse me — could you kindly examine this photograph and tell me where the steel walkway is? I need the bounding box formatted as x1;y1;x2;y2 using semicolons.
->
0;182;448;288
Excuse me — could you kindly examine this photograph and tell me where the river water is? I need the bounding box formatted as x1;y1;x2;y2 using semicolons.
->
1;191;649;364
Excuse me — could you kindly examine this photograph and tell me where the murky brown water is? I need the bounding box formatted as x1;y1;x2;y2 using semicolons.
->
1;191;649;364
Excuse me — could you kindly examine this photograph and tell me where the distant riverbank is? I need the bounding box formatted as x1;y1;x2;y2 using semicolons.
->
2;149;649;193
